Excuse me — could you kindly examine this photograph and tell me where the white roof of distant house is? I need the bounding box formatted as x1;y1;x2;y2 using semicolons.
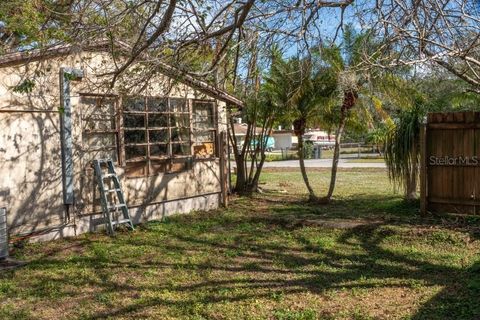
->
233;123;268;136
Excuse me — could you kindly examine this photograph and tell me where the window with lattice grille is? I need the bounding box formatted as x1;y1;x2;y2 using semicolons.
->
122;97;216;177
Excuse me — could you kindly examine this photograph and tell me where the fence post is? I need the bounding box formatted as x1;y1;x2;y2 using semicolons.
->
420;124;427;215
219;131;228;207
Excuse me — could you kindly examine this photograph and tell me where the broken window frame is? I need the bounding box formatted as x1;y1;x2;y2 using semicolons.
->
80;94;120;164
192;99;218;159
121;96;206;177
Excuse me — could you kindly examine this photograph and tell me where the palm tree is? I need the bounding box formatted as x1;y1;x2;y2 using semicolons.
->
321;73;359;202
264;56;337;200
317;25;410;203
265;27;394;202
318;28;371;203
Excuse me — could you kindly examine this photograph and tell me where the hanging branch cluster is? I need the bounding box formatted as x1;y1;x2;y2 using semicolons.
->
0;0;355;90
368;0;480;92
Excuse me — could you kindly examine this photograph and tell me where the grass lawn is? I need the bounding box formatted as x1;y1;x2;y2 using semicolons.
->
1;169;480;320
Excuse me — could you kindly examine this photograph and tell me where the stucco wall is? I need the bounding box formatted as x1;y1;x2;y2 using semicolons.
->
0;51;227;240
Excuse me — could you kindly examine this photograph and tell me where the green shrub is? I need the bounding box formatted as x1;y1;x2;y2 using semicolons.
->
303;141;315;159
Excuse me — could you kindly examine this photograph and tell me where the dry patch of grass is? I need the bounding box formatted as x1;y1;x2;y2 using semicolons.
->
1;169;479;319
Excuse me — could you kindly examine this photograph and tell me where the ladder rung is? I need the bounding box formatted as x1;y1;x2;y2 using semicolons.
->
112;219;132;226
105;188;121;193
103;174;117;179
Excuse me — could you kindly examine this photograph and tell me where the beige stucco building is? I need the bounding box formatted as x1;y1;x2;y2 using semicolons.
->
0;43;241;241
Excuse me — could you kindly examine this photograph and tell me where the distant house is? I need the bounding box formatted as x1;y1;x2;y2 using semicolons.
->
271;129;297;149
232;123;274;150
304;130;335;147
232;123;250;147
0;42;242;241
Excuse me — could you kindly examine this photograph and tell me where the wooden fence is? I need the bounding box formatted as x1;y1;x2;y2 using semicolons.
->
421;112;480;215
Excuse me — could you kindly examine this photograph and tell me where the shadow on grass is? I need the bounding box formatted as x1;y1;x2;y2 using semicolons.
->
260;193;480;240
411;260;480;319
119;225;472;320
1;191;479;319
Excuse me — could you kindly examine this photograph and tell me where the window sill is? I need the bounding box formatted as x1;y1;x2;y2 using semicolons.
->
193;157;219;162
124;171;186;179
123;157;220;179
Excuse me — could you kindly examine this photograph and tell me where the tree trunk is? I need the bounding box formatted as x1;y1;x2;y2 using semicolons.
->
234;153;247;193
297;133;317;200
322;113;347;203
251;153;267;192
251;119;274;191
404;171;417;200
404;141;418;200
